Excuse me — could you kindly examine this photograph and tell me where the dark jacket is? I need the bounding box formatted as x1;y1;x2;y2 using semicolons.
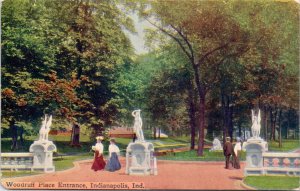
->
223;141;233;156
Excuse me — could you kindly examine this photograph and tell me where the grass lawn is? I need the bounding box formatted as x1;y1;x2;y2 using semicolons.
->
268;139;300;152
244;176;300;190
1;171;42;179
157;148;246;161
54;153;93;171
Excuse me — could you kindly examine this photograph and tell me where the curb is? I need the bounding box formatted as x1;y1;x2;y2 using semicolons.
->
240;178;256;190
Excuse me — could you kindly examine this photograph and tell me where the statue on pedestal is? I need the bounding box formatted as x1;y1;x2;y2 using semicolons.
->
132;110;144;142
243;109;268;176
251;109;261;139
126;110;157;175
30;114;56;173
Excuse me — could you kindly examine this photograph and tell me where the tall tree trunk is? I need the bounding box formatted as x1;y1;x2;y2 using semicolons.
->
228;100;234;141
278;109;282;148
10;121;18;151
286;109;290;139
263;106;268;141
153;127;157;139
221;92;227;144
270;108;273;140
158;127;161;138
271;108;278;141
187;85;196;150
197;95;205;156
193;64;206;156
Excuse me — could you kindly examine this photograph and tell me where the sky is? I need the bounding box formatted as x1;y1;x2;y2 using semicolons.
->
124;12;153;55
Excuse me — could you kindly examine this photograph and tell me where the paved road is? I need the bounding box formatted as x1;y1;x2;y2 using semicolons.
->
1;158;245;190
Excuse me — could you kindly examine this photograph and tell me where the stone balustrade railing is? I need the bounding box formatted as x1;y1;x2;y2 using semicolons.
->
262;152;300;176
1;153;34;171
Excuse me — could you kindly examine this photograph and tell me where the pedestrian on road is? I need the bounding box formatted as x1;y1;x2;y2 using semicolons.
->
223;136;233;169
91;136;106;171
232;137;242;169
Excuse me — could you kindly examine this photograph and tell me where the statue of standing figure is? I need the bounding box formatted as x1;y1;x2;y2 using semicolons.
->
39;114;53;142
251;109;261;139
132;109;144;142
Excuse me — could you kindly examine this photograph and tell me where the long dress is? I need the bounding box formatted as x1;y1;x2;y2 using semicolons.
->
232;142;241;169
91;150;106;171
105;152;121;172
105;144;121;172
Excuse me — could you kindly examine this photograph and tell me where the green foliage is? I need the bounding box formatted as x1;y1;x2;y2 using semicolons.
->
1;0;135;138
268;139;300;152
1;0;299;151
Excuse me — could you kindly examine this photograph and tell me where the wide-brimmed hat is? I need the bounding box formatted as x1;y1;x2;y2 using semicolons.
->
96;136;104;141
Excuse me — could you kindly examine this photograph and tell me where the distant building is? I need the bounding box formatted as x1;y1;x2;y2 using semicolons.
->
108;127;134;138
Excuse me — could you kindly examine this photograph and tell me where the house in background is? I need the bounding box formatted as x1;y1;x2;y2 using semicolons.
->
108;127;134;138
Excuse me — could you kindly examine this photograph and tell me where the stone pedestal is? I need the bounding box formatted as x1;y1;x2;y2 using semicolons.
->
242;138;268;175
29;140;57;173
125;141;157;175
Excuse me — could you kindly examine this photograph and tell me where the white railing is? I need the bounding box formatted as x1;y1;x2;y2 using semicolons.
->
1;153;34;171
262;152;300;176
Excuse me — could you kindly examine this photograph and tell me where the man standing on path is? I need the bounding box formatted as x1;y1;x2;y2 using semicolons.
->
223;137;233;169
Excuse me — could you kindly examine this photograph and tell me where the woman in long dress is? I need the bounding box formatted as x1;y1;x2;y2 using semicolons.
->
105;138;121;172
232;137;242;169
91;136;106;171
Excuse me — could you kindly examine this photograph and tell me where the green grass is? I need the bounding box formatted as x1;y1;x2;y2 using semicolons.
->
1;171;42;178
53;153;93;171
269;139;300;152
157;148;246;161
244;176;300;190
114;136;190;150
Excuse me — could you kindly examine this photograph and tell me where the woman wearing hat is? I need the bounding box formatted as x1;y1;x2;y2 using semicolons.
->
105;138;121;172
91;136;106;171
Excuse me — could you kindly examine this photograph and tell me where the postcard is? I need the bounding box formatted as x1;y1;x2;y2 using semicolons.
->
1;0;299;190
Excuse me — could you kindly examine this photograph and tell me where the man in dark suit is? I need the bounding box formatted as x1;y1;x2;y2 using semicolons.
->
223;136;233;169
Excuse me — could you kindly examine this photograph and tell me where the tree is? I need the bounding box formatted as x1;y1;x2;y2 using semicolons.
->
138;1;261;155
2;0;136;141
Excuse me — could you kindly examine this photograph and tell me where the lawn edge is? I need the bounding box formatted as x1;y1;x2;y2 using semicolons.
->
241;176;300;190
240;178;256;190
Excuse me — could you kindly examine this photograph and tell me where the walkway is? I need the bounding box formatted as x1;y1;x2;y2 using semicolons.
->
1;158;245;190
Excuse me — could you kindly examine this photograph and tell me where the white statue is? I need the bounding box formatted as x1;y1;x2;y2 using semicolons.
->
132;109;144;142
38;114;52;141
44;115;52;141
251;109;261;139
210;137;223;151
39;116;47;141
